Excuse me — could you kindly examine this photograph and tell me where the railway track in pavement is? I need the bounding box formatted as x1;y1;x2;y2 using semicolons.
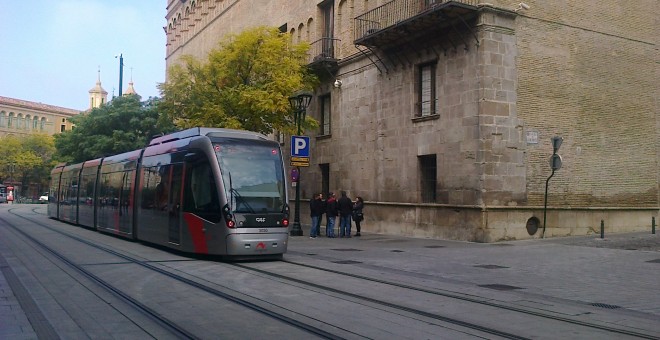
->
2;205;658;339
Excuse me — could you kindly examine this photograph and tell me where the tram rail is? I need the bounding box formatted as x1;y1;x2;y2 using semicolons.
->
4;206;658;339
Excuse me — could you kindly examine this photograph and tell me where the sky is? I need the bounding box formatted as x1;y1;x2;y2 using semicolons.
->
0;1;166;111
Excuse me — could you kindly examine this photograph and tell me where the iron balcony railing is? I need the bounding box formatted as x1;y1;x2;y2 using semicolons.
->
354;0;479;42
308;37;341;64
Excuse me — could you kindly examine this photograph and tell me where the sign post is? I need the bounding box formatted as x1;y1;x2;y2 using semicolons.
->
543;136;563;238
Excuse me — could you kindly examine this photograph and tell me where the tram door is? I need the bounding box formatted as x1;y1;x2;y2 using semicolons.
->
168;164;183;244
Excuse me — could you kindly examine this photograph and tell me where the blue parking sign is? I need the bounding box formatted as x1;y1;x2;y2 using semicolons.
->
290;136;310;157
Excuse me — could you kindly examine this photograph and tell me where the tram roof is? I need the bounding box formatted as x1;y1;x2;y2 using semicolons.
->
149;127;268;146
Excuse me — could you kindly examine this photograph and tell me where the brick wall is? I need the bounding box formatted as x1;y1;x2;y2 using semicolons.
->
512;0;657;207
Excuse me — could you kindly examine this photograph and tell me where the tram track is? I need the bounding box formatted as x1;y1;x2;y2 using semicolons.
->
0;213;197;340
267;260;659;339
6;207;529;339
3;208;344;340
7;207;659;339
225;256;660;339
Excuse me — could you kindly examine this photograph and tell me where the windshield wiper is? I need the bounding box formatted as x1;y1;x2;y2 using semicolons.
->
230;188;256;214
227;172;256;214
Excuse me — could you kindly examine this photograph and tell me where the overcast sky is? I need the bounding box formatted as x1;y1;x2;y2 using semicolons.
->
0;1;166;111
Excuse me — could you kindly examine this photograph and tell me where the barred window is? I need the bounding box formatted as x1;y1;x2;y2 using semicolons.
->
320;94;331;135
417;62;437;117
419;154;437;203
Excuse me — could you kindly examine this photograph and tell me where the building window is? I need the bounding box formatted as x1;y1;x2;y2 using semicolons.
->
319;163;330;196
61;125;66;132
320;0;335;38
320;94;331;135
417;62;437;117
419;154;437;203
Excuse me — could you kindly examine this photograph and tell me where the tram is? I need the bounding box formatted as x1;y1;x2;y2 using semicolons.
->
48;127;290;258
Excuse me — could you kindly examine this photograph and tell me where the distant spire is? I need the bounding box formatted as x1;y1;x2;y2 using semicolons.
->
123;67;138;96
88;67;108;109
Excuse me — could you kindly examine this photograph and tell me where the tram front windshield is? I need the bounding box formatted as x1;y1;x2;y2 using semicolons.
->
214;139;286;214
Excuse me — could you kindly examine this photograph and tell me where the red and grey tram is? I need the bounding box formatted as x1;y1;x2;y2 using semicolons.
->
47;127;290;258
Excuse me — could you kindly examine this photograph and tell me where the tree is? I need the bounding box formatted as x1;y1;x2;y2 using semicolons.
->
55;95;175;163
158;26;318;135
0;133;56;195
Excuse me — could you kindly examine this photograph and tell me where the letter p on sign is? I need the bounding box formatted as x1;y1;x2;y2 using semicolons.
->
290;136;310;157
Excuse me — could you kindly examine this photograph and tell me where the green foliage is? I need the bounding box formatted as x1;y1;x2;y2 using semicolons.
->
0;133;56;188
158;26;318;135
54;96;176;163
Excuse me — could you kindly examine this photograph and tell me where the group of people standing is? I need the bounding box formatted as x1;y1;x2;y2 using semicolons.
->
309;191;364;239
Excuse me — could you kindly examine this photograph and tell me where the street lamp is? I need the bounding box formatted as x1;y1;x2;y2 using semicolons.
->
288;91;313;236
115;53;124;96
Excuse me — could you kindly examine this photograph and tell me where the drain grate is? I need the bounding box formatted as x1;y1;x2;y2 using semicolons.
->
479;284;523;291
331;248;363;252
424;245;445;248
390;250;404;253
590;303;621;309
474;264;509;269
646;259;660;263
332;260;362;264
305;253;317;256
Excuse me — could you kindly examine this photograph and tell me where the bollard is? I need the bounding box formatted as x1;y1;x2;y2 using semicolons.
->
653;217;656;235
600;220;604;239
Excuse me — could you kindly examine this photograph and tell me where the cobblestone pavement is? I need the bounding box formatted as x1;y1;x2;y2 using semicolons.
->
544;231;660;251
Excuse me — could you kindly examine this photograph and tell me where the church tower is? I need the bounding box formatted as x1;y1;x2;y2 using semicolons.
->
123;80;138;96
123;69;138;97
88;68;108;109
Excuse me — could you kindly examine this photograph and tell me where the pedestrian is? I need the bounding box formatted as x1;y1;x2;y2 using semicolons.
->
352;196;364;236
325;192;338;237
309;193;324;238
338;191;353;238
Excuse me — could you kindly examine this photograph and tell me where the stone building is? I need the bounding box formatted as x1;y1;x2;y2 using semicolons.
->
0;97;79;137
164;0;658;241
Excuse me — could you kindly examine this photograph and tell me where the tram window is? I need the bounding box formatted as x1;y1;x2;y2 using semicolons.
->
155;165;171;210
184;161;220;222
140;167;158;209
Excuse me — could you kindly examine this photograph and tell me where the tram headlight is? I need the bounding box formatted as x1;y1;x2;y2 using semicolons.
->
222;204;236;228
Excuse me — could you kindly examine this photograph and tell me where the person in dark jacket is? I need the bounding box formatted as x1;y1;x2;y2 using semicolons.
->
352;196;364;236
325;192;338;237
309;193;324;238
337;191;353;238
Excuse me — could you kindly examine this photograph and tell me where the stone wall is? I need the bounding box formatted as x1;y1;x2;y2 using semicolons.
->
165;0;659;241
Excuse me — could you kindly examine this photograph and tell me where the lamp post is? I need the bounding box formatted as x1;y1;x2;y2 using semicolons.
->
115;53;124;96
288;92;313;236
